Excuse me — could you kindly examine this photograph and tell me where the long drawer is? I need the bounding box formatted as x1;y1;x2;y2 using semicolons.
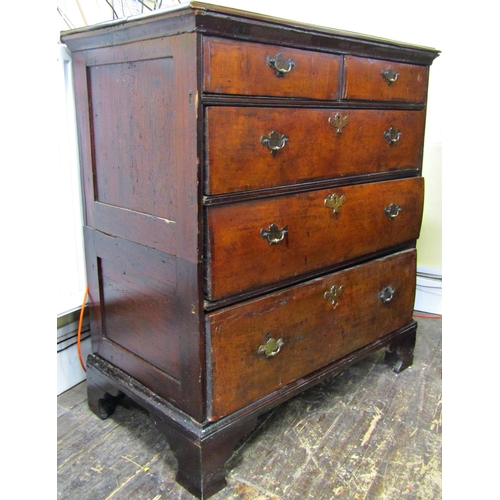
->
207;248;417;419
206;177;423;300
205;107;425;194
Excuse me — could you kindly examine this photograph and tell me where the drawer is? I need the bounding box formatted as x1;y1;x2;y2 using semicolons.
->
343;56;428;102
205;107;425;195
207;249;417;419
203;36;341;100
206;177;423;300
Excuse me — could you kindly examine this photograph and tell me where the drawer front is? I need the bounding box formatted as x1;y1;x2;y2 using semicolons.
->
207;249;417;419
206;177;423;300
343;56;428;102
205;107;425;195
203;37;341;100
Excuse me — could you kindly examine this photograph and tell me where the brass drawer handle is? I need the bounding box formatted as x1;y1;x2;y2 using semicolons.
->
260;223;288;245
328;113;349;134
258;335;284;358
266;52;295;77
384;203;401;219
324;193;346;215
379;286;395;303
324;284;344;309
381;67;399;85
261;131;289;156
384;127;401;146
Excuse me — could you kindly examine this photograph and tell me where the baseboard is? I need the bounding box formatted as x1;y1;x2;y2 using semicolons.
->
57;311;91;395
415;266;442;315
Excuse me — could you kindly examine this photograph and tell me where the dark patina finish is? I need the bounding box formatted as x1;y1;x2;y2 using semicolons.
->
61;3;439;498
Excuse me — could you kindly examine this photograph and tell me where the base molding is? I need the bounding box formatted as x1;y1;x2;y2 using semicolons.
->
85;321;417;499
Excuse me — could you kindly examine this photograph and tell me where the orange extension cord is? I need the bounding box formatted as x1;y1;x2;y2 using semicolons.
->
77;285;89;372
413;312;442;319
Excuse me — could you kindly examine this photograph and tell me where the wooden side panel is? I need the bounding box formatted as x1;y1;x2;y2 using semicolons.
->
203;36;341;100
96;231;180;378
206;107;425;194
72;34;200;261
83;227;205;417
206;178;423;300
343;56;428;102
88;58;176;220
74;33;205;420
83;227;183;406
207;249;417;419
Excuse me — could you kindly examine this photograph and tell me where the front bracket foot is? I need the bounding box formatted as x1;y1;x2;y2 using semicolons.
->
151;414;257;499
384;329;416;373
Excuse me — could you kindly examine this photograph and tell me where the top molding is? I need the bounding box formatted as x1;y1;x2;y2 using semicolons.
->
60;1;440;65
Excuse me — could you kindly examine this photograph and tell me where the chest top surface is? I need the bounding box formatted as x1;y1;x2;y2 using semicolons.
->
61;1;440;65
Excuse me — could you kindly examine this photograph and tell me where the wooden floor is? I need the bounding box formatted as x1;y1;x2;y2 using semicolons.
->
57;316;441;500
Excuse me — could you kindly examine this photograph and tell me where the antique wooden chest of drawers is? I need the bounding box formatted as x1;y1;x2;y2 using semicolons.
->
61;2;439;498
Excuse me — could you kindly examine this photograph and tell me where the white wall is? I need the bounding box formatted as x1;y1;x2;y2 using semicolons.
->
56;43;87;317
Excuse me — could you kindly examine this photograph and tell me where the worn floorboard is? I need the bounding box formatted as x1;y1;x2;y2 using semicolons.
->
57;316;442;500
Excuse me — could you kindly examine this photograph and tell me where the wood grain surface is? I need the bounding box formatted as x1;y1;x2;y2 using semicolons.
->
343;56;429;102
207;249;416;419
206;107;425;194
203;36;341;99
206;178;423;300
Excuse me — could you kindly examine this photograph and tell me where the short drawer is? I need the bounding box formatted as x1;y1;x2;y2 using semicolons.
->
206;177;423;300
343;55;428;102
205;107;425;194
203;36;341;100
207;248;417;419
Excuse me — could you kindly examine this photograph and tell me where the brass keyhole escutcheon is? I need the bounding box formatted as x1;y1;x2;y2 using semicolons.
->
324;193;346;215
258;335;284;358
324;284;344;309
328;113;349;134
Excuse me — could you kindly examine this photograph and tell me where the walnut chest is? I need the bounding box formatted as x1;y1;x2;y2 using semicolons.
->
61;3;439;498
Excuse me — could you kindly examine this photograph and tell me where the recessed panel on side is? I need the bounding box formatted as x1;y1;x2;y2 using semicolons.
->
94;231;181;381
88;58;176;221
